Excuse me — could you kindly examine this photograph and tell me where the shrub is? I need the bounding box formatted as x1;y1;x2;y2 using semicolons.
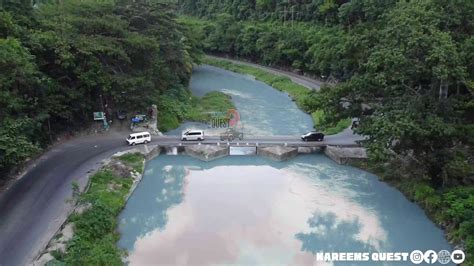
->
55;154;144;264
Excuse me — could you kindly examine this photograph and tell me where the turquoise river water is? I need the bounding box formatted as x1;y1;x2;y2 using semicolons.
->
118;65;452;265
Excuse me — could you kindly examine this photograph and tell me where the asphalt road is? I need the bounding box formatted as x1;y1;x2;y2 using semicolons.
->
0;134;131;265
0;59;359;265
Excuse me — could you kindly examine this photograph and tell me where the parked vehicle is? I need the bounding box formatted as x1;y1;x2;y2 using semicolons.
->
351;120;359;130
301;131;325;142
126;132;151;145
220;128;243;141
116;110;126;120
181;130;205;141
131;114;147;123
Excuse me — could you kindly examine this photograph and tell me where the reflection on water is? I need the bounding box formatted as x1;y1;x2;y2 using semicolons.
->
118;163;186;247
118;155;451;265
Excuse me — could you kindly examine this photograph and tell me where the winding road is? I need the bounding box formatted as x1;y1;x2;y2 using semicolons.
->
0;59;355;266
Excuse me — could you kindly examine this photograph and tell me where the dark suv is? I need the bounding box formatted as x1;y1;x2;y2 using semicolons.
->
301;131;325;142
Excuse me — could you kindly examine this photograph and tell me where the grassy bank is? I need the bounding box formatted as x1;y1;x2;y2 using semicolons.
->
202;57;351;135
186;91;235;122
50;153;145;265
158;91;235;132
202;57;310;110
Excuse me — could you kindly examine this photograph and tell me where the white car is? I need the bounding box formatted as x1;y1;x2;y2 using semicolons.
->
126;132;151;145
181;130;205;141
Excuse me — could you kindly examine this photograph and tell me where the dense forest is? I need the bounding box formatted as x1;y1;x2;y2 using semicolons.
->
179;0;474;261
0;0;200;182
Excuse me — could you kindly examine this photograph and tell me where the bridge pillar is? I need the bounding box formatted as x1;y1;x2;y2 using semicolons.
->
257;146;298;161
323;146;367;165
184;145;229;162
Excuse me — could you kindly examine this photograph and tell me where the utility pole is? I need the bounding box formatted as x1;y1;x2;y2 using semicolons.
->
280;6;287;25
439;79;448;100
291;5;294;28
279;5;297;27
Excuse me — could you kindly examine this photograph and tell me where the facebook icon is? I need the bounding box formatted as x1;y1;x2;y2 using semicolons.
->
424;250;438;264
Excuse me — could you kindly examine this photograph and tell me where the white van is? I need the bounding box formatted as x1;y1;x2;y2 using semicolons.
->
181;130;205;141
126;132;151;145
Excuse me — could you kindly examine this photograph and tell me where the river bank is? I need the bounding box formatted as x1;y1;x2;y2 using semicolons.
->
205;55;326;90
36;150;151;265
158;90;235;132
202;57;351;135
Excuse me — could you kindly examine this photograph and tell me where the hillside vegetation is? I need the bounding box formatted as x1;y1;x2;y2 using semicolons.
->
179;0;473;261
0;0;200;182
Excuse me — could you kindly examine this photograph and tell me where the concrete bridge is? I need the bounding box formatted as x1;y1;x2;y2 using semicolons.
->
143;134;367;163
152;134;362;147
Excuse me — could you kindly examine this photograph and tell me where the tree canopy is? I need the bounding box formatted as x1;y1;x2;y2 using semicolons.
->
0;0;197;180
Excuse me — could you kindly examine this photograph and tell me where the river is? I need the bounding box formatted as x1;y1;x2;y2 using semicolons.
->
118;65;452;265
